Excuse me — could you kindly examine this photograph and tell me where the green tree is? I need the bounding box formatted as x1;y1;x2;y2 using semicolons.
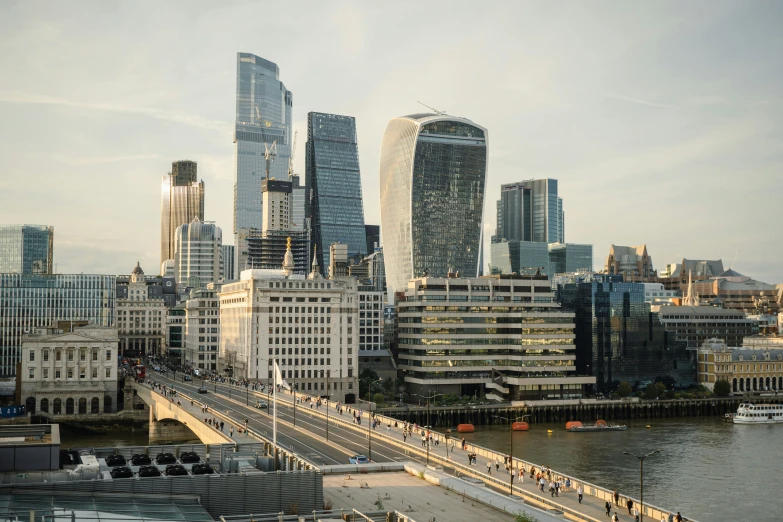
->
372;392;385;405
713;379;731;397
655;382;667;396
359;368;379;399
644;383;659;400
617;382;633;397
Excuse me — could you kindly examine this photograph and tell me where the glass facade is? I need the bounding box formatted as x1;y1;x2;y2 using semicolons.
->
0;225;53;275
306;112;367;271
233;53;293;274
548;243;593;274
0;274;116;376
161;161;204;266
490;240;550;275
494;179;562;244
557;277;695;392
380;114;487;297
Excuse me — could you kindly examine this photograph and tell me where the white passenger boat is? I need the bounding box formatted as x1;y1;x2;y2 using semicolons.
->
732;403;783;424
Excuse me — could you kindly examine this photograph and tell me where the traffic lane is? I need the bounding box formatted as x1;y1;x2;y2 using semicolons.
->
146;378;347;465
152;375;411;464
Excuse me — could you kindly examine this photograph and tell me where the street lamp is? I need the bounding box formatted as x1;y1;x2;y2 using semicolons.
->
622;449;662;522
413;392;442;465
326;370;331;441
494;414;526;497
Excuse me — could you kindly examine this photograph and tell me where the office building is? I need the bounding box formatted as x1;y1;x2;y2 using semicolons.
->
115;263;167;358
494;179;563;244
490;240;549;275
657;305;758;349
173;218;222;288
221;245;236;282
0;225;54;275
329;242;349;279
365;225;380;254
19;325;118;415
290;174;306;233
233;53;293;275
161;160;204;266
660;259;725;281
691;269;779;314
165;304;186;363
306;112;367;271
697;338;783;394
218;268;359;402
642;283;679;306
396;275;594;400
349;248;386;293
184;284;221;372
358;286;385;352
603;244;656;279
548;243;593;274
558;276;695;392
379;114;488;297
0;274;115;376
115;271;177;309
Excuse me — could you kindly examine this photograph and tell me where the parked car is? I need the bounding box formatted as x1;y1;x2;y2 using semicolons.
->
184;375;192;381
165;464;188;476
109;466;133;479
198;387;208;394
137;465;161;477
349;455;370;464
255;400;268;409
130;454;151;466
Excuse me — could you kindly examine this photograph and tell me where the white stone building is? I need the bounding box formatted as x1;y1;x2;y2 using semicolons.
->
184;283;221;372
173;218;222;288
19;324;119;415
116;263;167;358
218;247;359;402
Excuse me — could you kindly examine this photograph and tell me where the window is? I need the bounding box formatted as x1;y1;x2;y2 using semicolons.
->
29;351;35;362
67;369;73;379
106;350;111;361
79;368;86;379
28;368;35;379
56;351;61;361
43;368;48;379
80;351;86;362
55;369;61;379
92;351;98;361
106;368;111;378
68;351;73;362
43;351;49;362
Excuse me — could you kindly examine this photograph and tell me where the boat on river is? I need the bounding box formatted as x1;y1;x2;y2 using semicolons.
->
566;420;627;432
732;403;783;424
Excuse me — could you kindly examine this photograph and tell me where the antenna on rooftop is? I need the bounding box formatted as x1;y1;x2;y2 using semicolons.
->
730;250;739;270
417;101;447;115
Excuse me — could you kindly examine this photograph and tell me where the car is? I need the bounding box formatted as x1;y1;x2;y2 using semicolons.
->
349;455;370;464
165;464;188;476
130;454;151;466
255;400;268;409
110;466;133;479
191;463;215;475
184;375;192;381
198;387;208;394
105;455;126;467
137;465;161;477
155;452;177;464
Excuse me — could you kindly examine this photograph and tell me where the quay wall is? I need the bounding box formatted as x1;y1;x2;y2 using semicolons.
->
377;396;782;426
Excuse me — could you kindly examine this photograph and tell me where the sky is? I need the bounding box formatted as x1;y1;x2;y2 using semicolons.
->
0;1;781;284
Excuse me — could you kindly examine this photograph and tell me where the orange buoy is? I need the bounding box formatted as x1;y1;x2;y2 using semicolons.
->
595;419;607;427
457;424;475;433
565;421;584;430
511;421;529;431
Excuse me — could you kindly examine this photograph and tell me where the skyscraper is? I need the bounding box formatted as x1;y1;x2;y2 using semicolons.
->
306;112;367;272
160;160;204;266
494;178;563;244
379;113;488;297
0;225;54;275
233;53;293;274
173;218;222;288
221;245;236;282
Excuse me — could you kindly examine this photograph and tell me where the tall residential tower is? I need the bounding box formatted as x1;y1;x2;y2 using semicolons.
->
379;113;488;297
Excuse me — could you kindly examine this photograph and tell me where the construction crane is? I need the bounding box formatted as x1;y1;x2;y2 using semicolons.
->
264;140;277;178
288;130;298;180
417;101;447;115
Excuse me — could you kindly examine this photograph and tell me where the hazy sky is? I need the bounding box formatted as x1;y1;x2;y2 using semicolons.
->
1;1;781;283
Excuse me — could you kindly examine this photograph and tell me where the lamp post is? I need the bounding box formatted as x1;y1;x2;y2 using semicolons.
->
293;369;297;427
622;449;662;522
413;392;442;465
326;370;331;441
495;415;525;496
365;377;383;462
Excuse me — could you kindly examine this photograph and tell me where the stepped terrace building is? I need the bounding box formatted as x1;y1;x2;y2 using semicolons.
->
396;275;594;401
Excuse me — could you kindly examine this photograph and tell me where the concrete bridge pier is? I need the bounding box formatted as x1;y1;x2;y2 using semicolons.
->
148;407;198;444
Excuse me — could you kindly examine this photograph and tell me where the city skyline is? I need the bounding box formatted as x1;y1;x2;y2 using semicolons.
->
0;2;781;284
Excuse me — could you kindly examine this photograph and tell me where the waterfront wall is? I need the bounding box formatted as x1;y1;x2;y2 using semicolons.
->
377;396;782;426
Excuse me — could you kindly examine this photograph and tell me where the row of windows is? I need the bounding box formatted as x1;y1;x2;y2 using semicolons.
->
31;349;112;363
29;367;112;379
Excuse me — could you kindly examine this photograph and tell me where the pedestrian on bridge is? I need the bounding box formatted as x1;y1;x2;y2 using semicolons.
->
577;485;583;503
486;460;492;474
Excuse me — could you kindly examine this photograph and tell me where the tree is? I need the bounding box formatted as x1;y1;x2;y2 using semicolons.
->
655;382;667;396
617;382;633;397
713;379;731;397
644;383;659;400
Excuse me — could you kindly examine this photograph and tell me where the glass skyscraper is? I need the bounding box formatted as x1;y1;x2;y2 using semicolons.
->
306;112;366;271
379;114;488;297
0;274;116;376
494;179;563;244
233;53;293;275
0;225;54;275
160;160;204;267
548;243;593;274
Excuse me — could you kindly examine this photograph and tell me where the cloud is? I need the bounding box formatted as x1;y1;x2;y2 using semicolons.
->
604;92;675;110
0;91;232;134
53;153;162;166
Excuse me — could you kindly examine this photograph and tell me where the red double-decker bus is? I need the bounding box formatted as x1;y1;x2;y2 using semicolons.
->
134;365;146;379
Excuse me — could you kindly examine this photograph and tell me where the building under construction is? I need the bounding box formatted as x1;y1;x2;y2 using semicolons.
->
241;229;310;274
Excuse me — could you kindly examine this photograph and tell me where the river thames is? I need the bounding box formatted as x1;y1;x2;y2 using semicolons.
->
454;417;780;522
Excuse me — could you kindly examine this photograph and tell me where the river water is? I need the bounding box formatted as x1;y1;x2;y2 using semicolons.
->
453;417;781;522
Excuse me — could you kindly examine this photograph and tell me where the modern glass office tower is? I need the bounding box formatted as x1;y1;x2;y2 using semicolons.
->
494;179;563;244
173;218;222;288
379;114;488;298
548;243;593;274
0;274;116;376
305;112;367;272
233;53;293;274
0;225;54;275
160;160;204;266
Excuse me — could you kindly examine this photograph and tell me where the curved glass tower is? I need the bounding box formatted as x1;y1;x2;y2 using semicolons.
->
379;114;488;297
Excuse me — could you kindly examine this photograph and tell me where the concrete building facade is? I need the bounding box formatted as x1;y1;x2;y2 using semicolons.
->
657;305;758;349
173;218;222;288
115;263;167;358
697;338;783;394
184;284;221;372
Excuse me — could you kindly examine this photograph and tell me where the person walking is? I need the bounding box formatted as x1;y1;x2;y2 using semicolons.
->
627;498;634;516
403;431;407;443
577;485;583;504
675;512;682;522
518;466;524;483
633;507;640;522
495;458;500;472
614;490;620;506
612;513;619;522
486;460;492;474
461;437;466;450
539;476;546;492
605;501;611;517
229;426;234;437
